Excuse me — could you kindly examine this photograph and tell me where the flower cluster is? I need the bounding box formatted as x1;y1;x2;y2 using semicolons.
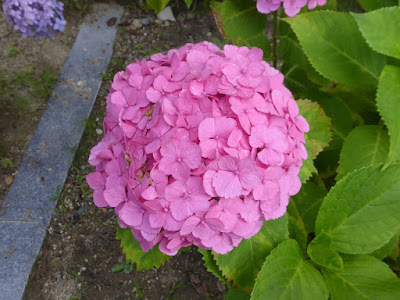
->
87;42;309;255
2;0;66;38
256;0;326;17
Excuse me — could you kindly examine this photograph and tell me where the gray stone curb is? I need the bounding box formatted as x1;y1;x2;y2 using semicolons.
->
0;4;123;299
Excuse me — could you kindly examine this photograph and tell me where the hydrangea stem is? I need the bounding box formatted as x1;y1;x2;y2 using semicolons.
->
272;10;278;69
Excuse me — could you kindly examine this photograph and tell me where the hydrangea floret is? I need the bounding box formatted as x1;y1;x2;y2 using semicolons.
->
256;0;327;17
87;42;309;256
2;0;66;38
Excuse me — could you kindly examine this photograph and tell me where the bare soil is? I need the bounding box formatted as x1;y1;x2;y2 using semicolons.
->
19;1;226;299
0;4;81;207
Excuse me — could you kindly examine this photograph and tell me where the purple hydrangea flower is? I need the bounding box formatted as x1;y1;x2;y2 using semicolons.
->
2;0;66;38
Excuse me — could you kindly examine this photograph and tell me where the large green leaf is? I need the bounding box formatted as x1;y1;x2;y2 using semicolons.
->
377;65;400;165
307;231;344;271
211;0;270;58
197;248;227;284
213;216;288;292
284;11;386;90
322;255;400;299
316;164;400;254
357;0;398;12
116;227;170;271
251;239;329;300
146;0;170;12
336;125;390;181
291;181;328;233
227;287;251;300
352;7;400;59
371;231;400;260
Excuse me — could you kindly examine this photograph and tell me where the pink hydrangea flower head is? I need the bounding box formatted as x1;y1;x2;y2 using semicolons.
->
87;42;309;256
256;0;327;17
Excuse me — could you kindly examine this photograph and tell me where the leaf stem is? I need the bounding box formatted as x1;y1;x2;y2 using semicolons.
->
272;10;279;68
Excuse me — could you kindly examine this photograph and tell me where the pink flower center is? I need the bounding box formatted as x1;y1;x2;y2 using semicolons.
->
214;135;219;140
163;208;169;213
234;170;239;175
177;157;182;162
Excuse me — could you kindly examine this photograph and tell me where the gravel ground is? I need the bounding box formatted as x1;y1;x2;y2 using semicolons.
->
23;2;227;299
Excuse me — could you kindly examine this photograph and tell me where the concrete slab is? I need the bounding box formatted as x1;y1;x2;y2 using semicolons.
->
0;3;123;299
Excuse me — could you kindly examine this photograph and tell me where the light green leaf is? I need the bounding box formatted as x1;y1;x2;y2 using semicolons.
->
322;255;400;300
116;227;171;271
297;99;332;182
291;181;328;233
214;216;288;292
337;125;390;181
371;231;400;260
183;0;193;8
251;239;329;300
197;248;227;284
284;11;386;90
316;164;400;254
377;65;400;165
307;231;344;271
352;7;400;59
146;0;170;12
298;100;332;160
211;0;270;59
357;0;397;12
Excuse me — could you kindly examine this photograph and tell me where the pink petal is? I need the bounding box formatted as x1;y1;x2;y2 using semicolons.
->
146;87;161;103
213;170;241;199
198;118;216;140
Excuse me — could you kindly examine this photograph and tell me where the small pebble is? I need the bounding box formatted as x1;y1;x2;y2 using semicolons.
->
96;128;103;135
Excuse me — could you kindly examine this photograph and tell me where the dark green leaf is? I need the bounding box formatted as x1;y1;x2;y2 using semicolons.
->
251;239;329;300
371;231;400;260
357;0;397;12
111;264;124;273
227;287;250;300
211;0;270;59
214;216;288;292
287;199;308;249
291;181;328;233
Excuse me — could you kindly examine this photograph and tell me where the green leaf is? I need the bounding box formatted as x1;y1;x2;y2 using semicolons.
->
183;0;193;8
291;181;328;233
284;11;386;90
298;99;332;160
116;227;171;271
322;255;400;299
316;164;400;254
251;239;329;300
307;231;344;271
287;199;308;249
213;216;288;292
377;65;400;165
197;248;227;284
316;95;354;150
211;0;270;59
371;231;400;260
146;0;170;12
111;263;124;273
297;99;332;182
227;287;251;300
352;7;400;59
357;0;397;12
337;125;390;181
